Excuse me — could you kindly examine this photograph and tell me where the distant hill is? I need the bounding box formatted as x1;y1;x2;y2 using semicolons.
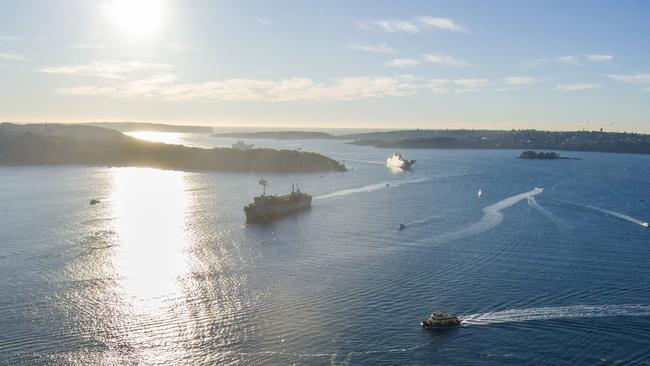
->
347;129;650;154
0;123;346;173
84;122;213;133
212;131;337;139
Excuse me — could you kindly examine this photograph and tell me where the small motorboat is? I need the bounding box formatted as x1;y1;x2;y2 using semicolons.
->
89;199;100;205
421;311;462;330
398;223;406;230
477;189;482;198
641;222;649;228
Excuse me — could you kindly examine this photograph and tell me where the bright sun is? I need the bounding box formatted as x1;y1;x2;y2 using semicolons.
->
105;0;164;36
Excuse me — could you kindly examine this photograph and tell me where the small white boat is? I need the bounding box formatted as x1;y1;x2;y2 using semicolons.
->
477;189;482;197
641;222;649;228
421;311;462;330
386;153;415;169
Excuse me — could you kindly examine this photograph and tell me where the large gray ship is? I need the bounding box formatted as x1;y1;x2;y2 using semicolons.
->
244;179;312;221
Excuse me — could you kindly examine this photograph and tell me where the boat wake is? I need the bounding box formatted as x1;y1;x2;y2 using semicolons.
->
433;187;543;242
577;204;648;228
314;178;430;200
340;158;385;166
461;304;650;325
315;172;467;201
527;196;565;227
404;216;446;227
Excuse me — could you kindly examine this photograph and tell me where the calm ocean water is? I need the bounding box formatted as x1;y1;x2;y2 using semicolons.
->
1;133;650;365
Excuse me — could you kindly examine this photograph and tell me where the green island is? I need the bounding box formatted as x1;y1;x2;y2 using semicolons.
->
0;123;346;173
518;150;576;160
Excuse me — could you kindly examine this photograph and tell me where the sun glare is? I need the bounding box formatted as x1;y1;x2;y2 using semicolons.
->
110;167;190;310
105;0;164;36
125;131;182;145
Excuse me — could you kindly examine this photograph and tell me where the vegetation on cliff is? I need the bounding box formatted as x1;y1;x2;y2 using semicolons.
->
83;122;213;133
0;124;346;173
346;129;650;154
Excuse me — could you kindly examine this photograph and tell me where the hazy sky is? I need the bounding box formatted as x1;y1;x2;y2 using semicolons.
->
1;0;650;132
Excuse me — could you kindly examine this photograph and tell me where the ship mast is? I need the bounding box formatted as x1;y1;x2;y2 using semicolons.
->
259;178;268;196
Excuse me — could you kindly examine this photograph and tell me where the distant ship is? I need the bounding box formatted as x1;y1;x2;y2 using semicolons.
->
244;179;312;221
421;311;462;330
232;140;254;150
386;153;415;169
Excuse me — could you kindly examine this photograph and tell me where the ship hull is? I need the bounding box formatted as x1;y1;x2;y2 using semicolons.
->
400;160;415;169
421;322;461;330
244;197;312;221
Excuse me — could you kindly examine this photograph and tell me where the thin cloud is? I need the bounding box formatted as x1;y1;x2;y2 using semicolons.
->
423;53;469;67
607;73;650;84
385;58;420;68
58;73;177;98
416;16;467;32
57;86;119;96
585;54;614;62
525;58;550;67
0;35;19;41
528;54;614;67
349;43;395;54
556;83;603;92
357;16;468;34
556;55;579;64
168;42;195;52
72;43;105;50
0;52;25;61
56;75;427;102
453;78;488;93
357;20;419;33
40;61;174;79
504;76;540;85
429;78;450;94
527;55;578;67
256;17;273;25
54;71;500;100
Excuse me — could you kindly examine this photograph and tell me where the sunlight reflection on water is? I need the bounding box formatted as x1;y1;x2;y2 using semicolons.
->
125;131;182;145
111;167;190;309
108;167;195;363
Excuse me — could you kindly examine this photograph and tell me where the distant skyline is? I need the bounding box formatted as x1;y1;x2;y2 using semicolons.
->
1;0;650;132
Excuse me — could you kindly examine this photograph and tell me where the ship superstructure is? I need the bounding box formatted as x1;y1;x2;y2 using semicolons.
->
386;153;415;169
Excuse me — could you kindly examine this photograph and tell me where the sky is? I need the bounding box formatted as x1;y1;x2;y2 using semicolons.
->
1;0;650;132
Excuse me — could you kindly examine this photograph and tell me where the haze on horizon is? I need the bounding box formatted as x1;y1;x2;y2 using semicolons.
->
1;0;650;133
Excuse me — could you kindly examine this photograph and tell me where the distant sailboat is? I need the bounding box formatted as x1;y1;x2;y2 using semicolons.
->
477;189;482;198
